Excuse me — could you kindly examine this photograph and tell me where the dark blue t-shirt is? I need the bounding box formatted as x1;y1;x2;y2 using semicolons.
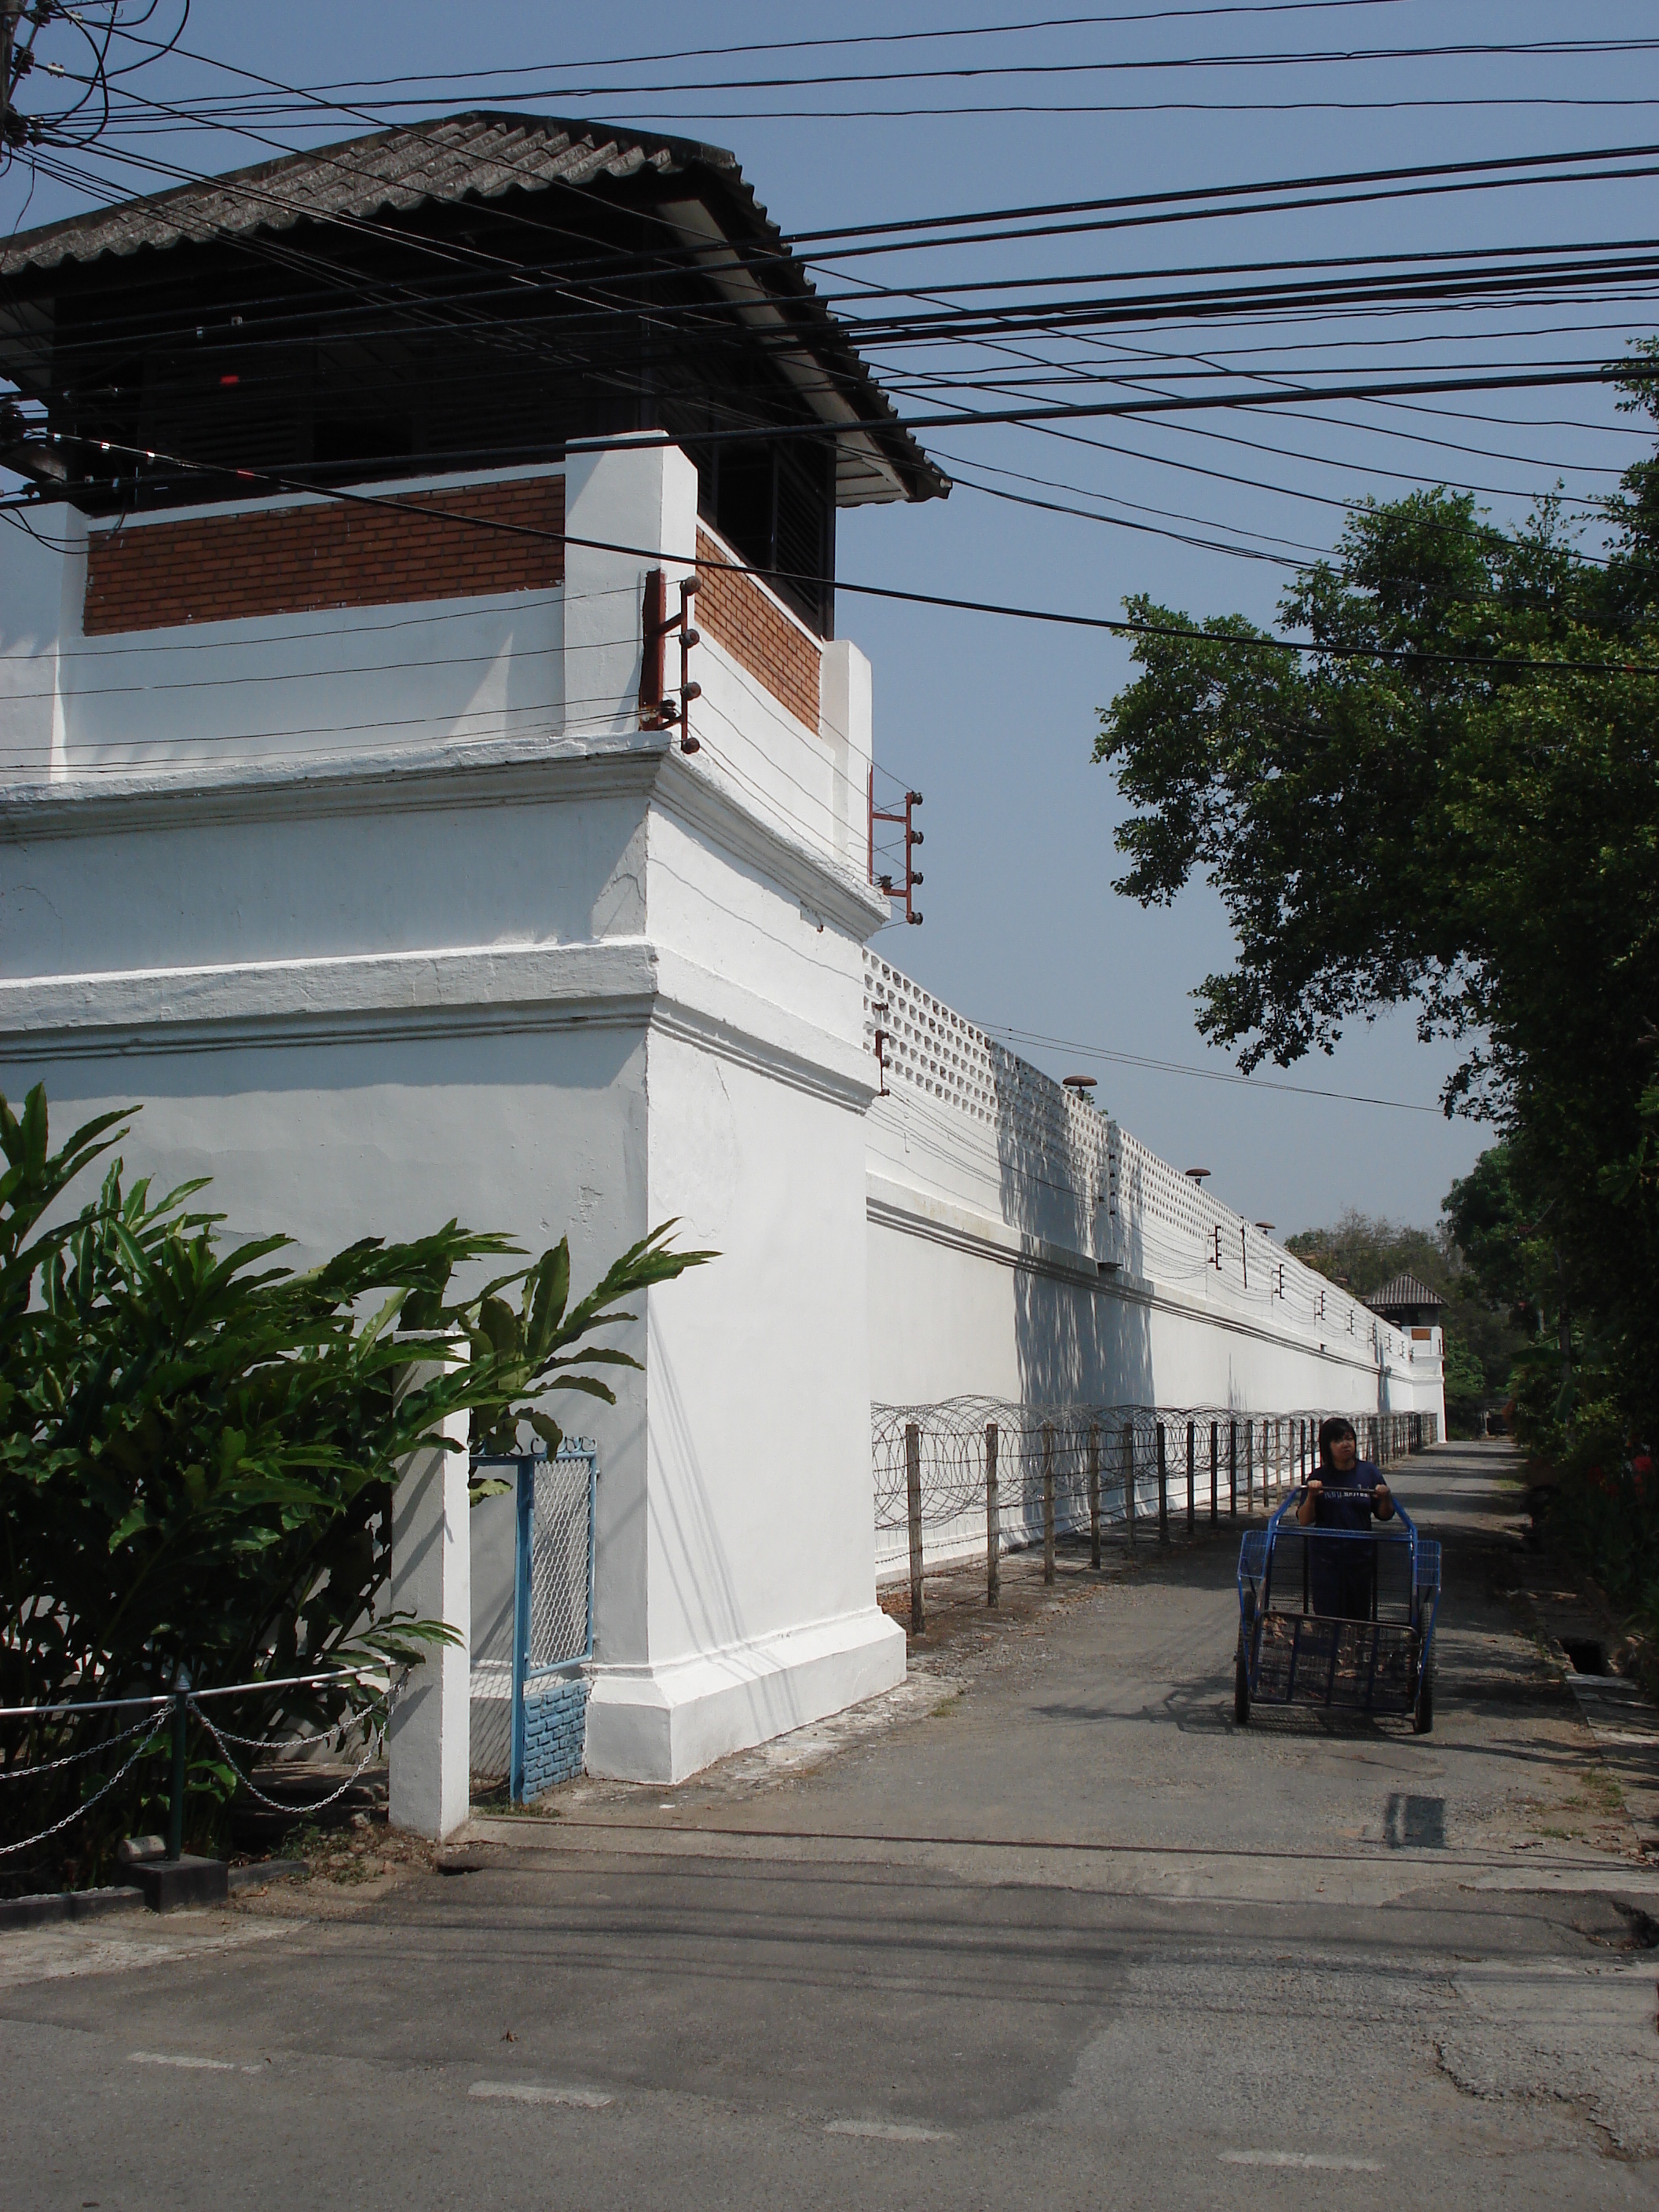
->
1311;1459;1389;1526
1307;1459;1390;1618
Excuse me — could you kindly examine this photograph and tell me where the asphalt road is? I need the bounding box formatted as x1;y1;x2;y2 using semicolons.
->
5;1441;1658;2211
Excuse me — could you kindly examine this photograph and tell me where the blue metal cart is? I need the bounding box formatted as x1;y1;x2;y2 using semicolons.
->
1234;1487;1441;1732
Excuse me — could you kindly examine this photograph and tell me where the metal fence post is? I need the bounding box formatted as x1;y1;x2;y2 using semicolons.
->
906;1422;925;1635
510;1458;533;1804
1245;1419;1254;1509
1087;1422;1101;1569
1229;1419;1238;1518
1157;1423;1169;1545
1042;1421;1057;1584
167;1672;189;1862
985;1421;1000;1610
1185;1420;1196;1537
1210;1420;1220;1525
1122;1422;1137;1546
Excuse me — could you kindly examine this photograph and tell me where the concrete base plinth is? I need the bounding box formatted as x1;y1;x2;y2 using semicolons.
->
132;1855;229;1913
584;1605;906;1784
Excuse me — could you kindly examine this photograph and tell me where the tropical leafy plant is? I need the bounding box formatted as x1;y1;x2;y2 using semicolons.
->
0;1086;712;1889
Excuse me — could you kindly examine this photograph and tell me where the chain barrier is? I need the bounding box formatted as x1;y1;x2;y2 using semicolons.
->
0;1705;163;1784
0;1666;401;1871
189;1694;392;1819
0;1719;167;1858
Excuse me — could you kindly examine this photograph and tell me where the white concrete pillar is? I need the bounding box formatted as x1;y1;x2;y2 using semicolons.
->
819;637;873;874
387;1368;471;1841
0;503;82;782
562;435;699;741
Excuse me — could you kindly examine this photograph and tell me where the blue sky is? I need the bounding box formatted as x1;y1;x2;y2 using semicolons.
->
5;1;1653;1234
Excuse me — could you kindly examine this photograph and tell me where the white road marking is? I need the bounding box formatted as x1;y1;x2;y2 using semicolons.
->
1221;2151;1384;2172
825;2119;954;2142
128;2052;237;2072
467;2081;613;2108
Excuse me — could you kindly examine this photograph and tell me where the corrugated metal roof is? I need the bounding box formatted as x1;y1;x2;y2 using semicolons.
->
0;113;723;273
0;112;945;506
1365;1273;1446;1310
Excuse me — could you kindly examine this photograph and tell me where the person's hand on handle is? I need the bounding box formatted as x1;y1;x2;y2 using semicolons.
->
1372;1479;1393;1521
1297;1477;1324;1526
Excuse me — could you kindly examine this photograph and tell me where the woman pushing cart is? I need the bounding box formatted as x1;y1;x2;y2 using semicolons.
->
1235;1416;1440;1733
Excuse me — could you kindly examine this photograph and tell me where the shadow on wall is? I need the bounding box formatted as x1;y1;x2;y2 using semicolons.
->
991;1045;1153;1411
1013;1266;1154;1413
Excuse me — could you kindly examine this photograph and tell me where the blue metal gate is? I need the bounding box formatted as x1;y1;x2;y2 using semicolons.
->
509;1439;597;1803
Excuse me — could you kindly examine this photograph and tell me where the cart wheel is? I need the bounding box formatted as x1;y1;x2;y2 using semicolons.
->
1413;1654;1434;1735
1234;1639;1251;1727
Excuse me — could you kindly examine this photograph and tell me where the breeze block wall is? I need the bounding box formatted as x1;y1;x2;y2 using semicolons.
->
83;474;566;634
521;1673;591;1798
696;526;821;730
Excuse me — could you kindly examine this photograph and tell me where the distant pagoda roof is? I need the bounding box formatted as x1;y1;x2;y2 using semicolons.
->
1365;1273;1446;1314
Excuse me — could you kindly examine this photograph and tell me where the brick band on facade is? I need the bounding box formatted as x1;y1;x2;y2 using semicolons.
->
82;475;566;635
696;527;821;732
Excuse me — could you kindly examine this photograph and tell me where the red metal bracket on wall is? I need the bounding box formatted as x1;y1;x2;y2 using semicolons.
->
870;994;892;1097
640;567;702;753
869;771;925;925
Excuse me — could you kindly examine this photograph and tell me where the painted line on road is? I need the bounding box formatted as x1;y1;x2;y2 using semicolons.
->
826;2119;954;2142
468;2081;613;2109
128;2051;238;2072
1221;2151;1384;2172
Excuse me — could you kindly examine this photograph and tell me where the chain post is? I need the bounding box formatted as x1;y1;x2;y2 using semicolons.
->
167;1670;189;1861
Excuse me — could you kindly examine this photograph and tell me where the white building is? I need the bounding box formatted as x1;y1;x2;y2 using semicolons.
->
0;117;1443;1811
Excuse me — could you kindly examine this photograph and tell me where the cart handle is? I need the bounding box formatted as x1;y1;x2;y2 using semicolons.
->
1267;1488;1418;1537
1291;1486;1424;1539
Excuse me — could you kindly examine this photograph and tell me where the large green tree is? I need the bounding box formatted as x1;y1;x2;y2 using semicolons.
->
1095;361;1659;1435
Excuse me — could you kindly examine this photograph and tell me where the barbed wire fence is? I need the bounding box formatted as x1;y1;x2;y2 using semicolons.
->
873;1400;1436;1630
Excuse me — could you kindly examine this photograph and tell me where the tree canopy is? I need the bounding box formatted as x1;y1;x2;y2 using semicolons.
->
1096;352;1659;1436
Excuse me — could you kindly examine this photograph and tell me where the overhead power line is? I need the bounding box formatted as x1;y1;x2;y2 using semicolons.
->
785;139;1659;247
95;2;1471;105
982;1024;1444;1112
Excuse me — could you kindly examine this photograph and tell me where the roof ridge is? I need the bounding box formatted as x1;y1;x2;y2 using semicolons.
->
0;110;738;267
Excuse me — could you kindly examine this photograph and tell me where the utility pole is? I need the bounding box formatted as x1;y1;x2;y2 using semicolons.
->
2;1;38;151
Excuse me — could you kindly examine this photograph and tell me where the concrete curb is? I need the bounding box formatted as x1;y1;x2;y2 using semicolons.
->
0;1857;311;1930
0;1882;145;1930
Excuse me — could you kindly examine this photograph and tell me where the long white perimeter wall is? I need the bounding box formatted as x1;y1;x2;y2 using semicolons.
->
862;951;1445;1575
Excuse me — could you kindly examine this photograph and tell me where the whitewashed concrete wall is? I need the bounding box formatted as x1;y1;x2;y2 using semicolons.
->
0;441;902;1797
2;431;1446;1803
863;950;1447;1446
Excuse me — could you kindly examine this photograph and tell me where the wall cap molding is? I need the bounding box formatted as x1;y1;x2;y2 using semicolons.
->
1;731;888;936
0;939;877;1111
866;1173;1390;1380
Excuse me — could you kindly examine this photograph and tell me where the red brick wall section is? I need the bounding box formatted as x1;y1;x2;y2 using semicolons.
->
82;475;566;635
696;528;821;732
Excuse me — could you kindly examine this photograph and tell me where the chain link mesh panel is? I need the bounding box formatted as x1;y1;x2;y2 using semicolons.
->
528;1449;592;1676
